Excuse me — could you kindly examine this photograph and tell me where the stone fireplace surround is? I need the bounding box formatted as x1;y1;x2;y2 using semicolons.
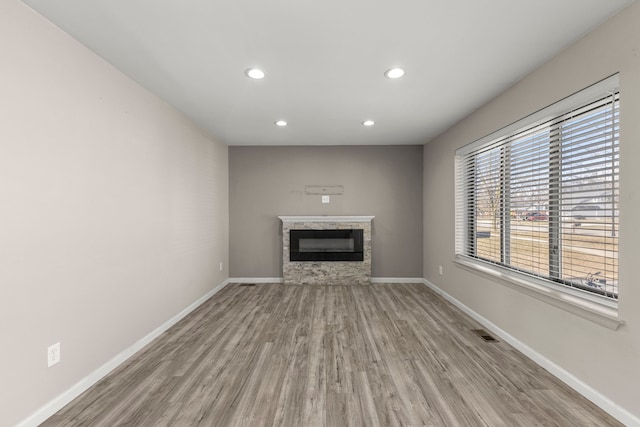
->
279;216;374;285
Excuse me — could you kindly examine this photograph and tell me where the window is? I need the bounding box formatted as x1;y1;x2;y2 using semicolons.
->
455;75;619;302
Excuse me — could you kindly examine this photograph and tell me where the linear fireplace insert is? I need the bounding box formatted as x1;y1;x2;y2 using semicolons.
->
290;229;364;261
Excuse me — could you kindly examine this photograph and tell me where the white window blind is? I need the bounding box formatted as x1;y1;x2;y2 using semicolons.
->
455;75;619;300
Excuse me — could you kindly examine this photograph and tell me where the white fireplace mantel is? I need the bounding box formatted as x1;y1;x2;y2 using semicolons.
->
279;215;374;223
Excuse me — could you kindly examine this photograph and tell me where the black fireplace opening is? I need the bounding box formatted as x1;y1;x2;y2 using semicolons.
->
290;229;364;262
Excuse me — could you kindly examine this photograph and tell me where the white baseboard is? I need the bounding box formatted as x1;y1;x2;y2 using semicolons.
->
229;277;424;284
371;277;424;283
422;278;640;427
16;279;231;427
228;277;284;284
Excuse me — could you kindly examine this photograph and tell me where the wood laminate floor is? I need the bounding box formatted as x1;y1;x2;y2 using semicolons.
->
42;283;621;426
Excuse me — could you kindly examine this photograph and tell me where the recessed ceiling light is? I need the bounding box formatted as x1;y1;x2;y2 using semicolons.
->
275;120;287;127
384;67;405;79
362;120;375;127
245;68;265;79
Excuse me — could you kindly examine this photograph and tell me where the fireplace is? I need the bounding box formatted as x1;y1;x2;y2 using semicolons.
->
290;229;364;261
279;215;374;285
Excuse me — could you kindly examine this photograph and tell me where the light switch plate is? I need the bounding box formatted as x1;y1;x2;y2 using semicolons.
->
322;195;330;203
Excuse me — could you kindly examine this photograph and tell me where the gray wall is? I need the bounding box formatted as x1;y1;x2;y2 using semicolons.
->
229;145;423;278
0;2;229;426
423;3;640;421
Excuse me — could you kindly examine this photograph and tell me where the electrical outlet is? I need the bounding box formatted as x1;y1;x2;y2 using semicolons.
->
219;261;223;272
438;265;443;276
321;195;330;204
47;342;60;367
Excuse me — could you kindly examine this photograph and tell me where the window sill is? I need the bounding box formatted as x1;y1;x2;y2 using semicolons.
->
454;256;624;330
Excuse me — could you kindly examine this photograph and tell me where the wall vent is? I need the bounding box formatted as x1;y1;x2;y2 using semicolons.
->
472;329;498;342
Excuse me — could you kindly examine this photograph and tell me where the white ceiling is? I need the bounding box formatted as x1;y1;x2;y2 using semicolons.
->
22;0;633;146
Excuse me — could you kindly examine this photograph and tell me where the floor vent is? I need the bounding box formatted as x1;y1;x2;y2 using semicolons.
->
239;283;256;287
472;329;498;342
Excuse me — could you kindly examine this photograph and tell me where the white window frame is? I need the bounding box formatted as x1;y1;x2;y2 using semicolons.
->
454;75;623;330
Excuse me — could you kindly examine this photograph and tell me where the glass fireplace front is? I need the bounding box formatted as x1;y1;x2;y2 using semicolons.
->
289;229;364;261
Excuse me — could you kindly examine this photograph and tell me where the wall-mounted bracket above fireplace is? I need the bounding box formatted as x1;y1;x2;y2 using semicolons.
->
304;185;344;195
